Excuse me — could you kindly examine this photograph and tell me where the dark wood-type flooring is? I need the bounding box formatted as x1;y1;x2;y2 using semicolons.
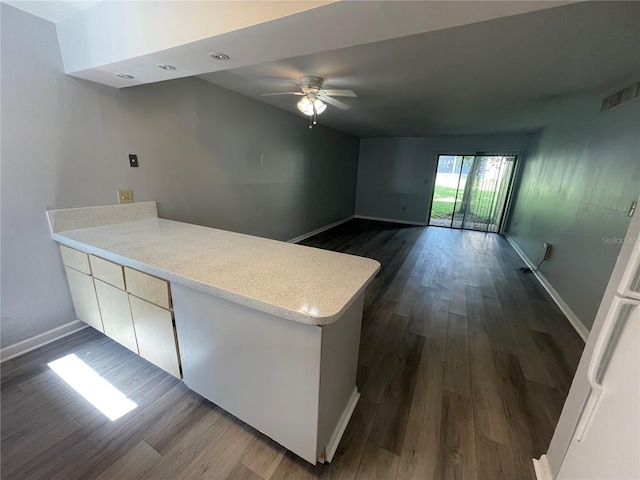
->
1;220;585;479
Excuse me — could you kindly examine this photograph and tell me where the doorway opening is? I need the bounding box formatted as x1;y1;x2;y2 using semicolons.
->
429;153;517;232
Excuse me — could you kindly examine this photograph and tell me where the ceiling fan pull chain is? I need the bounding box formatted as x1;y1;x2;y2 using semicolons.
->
308;102;317;129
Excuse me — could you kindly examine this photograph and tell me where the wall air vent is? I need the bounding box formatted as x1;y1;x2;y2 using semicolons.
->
601;81;640;112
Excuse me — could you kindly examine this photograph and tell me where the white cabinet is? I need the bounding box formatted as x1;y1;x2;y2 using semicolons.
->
63;266;104;332
174;283;363;464
60;245;91;274
129;295;181;378
125;268;180;378
89;255;125;290
59;246;181;378
60;245;103;333
94;279;138;354
125;267;171;309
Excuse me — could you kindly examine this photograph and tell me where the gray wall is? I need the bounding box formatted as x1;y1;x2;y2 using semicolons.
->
355;134;531;223
507;94;640;330
0;5;360;348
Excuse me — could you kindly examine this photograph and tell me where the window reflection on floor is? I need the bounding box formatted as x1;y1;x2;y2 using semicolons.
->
48;353;137;421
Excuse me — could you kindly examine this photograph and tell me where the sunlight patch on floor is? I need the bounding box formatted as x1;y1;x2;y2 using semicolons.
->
48;353;137;421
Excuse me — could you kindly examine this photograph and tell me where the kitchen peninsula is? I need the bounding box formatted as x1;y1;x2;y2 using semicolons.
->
46;202;380;465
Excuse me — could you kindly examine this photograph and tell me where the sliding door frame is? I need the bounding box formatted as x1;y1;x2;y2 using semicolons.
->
499;151;525;235
425;151;477;228
426;150;522;233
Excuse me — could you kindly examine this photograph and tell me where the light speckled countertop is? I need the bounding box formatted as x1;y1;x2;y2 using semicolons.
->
48;203;380;325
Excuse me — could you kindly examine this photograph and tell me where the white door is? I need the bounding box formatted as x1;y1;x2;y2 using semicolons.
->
557;297;640;480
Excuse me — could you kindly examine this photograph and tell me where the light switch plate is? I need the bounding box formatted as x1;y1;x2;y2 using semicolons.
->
117;189;133;204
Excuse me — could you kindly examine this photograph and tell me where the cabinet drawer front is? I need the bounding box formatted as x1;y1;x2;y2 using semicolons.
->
90;255;125;290
64;266;104;332
125;267;171;309
95;279;139;354
130;296;181;379
60;245;91;274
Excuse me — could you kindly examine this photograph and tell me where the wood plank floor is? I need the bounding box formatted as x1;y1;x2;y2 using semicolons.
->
1;220;585;480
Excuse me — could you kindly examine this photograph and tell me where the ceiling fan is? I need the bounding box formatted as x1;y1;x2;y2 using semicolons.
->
261;76;357;129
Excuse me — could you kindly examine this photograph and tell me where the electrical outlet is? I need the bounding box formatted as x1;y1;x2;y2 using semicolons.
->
117;189;133;204
543;243;552;260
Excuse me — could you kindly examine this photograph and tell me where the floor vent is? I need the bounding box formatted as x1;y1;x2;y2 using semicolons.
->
601;81;640;112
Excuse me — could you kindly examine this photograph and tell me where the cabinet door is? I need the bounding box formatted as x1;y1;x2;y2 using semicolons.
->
125;267;171;309
90;255;125;290
60;245;91;274
64;266;104;332
129;295;181;378
95;279;138;353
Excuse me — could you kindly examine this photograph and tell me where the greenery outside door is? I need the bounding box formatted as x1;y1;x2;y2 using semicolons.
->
429;154;516;232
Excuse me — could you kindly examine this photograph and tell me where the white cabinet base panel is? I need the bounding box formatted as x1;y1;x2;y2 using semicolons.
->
320;388;360;464
172;283;363;465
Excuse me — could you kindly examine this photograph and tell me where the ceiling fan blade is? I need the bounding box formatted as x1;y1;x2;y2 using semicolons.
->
322;89;357;98
322;96;351;111
261;92;304;97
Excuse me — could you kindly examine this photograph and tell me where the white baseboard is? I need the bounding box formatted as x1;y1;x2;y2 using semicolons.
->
287;216;354;244
505;235;589;341
354;215;426;226
1;320;88;362
533;455;553;480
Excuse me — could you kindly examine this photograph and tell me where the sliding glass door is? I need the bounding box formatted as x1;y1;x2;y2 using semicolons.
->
429;153;516;233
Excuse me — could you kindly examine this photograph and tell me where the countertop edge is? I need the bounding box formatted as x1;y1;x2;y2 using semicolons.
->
53;233;381;326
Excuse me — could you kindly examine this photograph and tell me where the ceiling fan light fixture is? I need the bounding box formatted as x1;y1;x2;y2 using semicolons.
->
296;97;327;116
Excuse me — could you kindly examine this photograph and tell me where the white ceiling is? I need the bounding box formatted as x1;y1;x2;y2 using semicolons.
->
2;0;101;23
48;1;571;88
4;1;638;138
199;1;640;137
